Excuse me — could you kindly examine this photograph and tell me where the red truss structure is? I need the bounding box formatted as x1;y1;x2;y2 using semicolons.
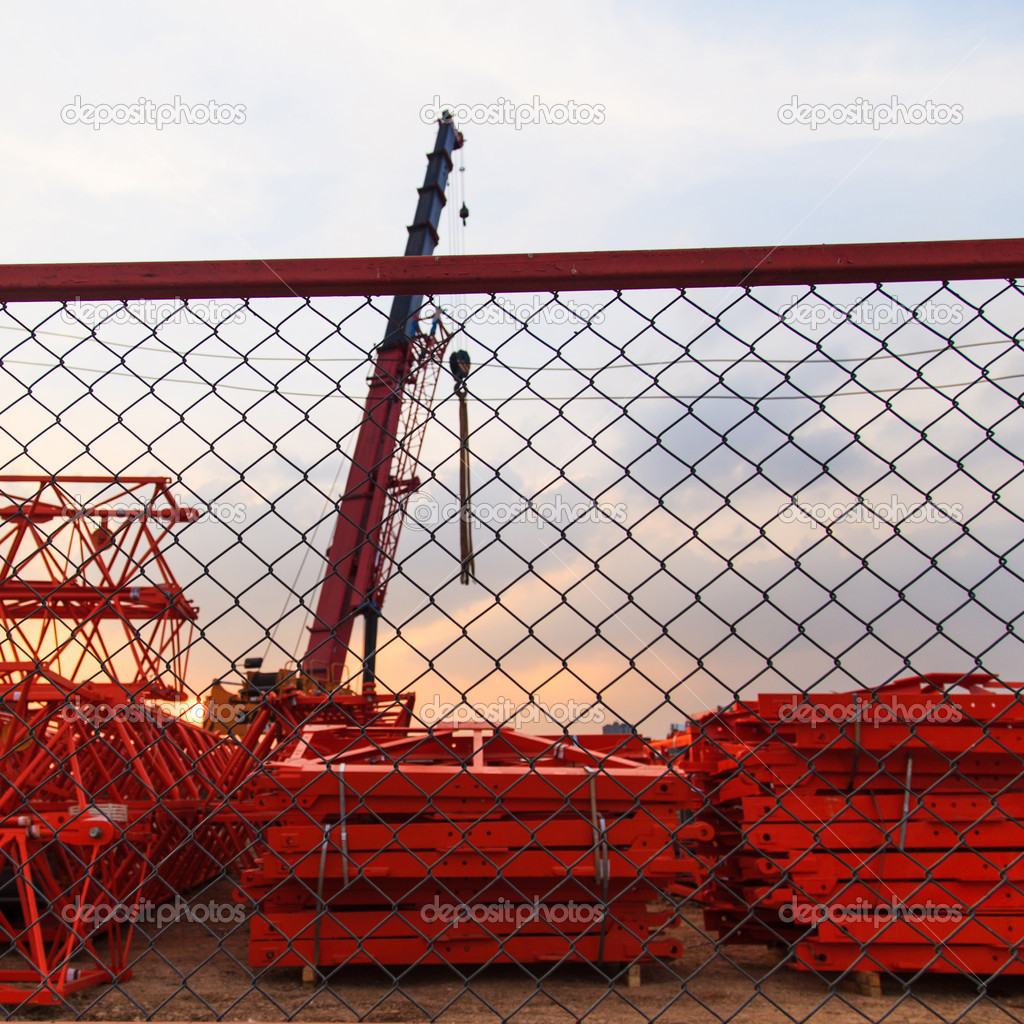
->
0;681;244;1005
0;475;255;1005
0;476;199;701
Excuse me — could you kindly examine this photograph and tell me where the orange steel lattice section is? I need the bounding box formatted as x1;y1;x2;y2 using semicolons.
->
0;476;198;702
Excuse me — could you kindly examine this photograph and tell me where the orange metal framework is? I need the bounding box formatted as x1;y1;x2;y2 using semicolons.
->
0;477;198;701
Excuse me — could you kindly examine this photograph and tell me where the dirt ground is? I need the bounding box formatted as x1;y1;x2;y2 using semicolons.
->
6;880;1024;1024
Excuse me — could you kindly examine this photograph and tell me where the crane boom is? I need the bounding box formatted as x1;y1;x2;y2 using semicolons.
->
301;112;464;691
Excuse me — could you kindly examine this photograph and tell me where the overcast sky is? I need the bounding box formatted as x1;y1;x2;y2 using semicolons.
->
3;1;1023;264
2;3;1022;736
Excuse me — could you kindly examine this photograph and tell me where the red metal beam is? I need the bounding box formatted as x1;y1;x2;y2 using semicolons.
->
1;238;1023;301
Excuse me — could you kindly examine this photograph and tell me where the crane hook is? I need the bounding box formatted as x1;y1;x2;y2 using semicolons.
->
459;202;469;226
449;349;471;392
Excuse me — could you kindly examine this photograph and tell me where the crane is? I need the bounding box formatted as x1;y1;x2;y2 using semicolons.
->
302;110;464;692
205;111;465;730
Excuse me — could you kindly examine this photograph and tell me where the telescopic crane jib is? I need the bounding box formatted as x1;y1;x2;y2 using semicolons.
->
302;111;465;691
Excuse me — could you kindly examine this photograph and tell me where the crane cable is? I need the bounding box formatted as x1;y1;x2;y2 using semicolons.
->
445;143;474;584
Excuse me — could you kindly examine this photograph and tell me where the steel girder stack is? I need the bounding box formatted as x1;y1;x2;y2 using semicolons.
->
238;723;708;973
673;674;1024;978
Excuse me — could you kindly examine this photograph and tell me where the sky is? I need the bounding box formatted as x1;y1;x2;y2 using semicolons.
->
1;2;1023;737
2;2;1023;262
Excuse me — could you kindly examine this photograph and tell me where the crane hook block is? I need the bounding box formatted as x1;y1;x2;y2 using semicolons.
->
450;350;471;383
459;203;469;225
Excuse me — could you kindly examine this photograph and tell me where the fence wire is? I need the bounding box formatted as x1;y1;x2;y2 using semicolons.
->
0;259;1022;1023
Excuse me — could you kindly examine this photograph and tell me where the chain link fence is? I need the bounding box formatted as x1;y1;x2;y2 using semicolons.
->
0;242;1022;1022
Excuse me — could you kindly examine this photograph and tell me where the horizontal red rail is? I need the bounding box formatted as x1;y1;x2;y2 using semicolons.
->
0;238;1022;301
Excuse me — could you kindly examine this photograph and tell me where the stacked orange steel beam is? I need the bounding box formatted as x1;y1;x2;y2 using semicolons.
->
239;722;708;972
668;674;1024;977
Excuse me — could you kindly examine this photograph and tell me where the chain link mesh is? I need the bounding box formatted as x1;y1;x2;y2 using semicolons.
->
0;264;1022;1022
